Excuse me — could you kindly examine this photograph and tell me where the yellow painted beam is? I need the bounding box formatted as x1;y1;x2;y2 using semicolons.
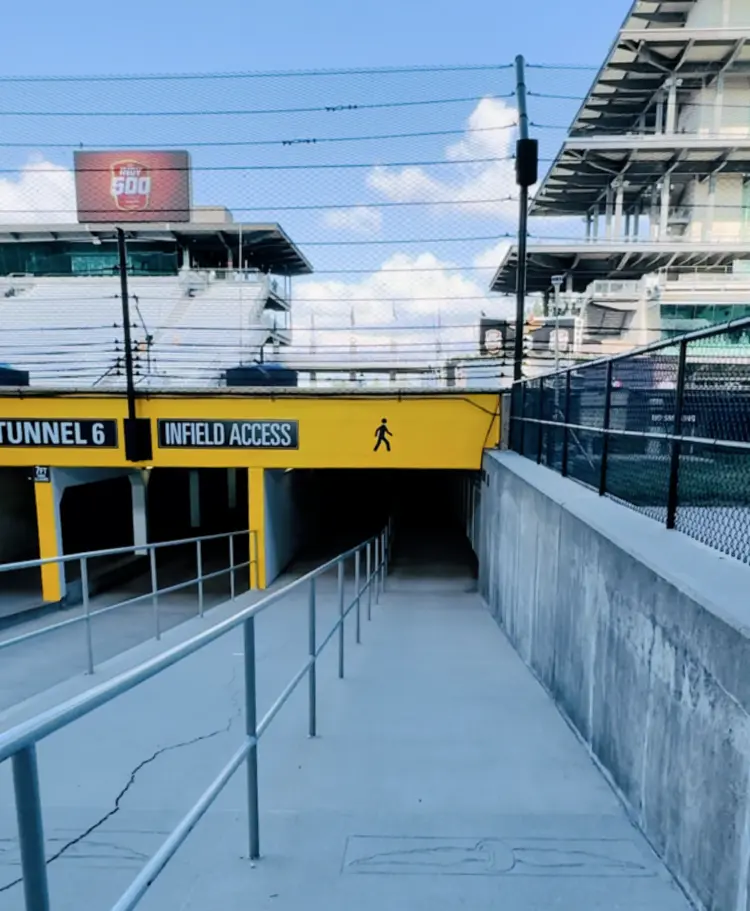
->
248;467;266;590
34;481;63;603
0;394;500;470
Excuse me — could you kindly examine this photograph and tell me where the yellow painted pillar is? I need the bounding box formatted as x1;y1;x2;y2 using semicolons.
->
34;479;64;603
248;467;267;590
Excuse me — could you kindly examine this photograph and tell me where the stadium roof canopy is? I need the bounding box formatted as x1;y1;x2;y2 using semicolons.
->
531;0;750;216
0;222;312;276
490;240;750;294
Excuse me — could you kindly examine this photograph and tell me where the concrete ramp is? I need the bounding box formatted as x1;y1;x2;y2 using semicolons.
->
0;556;690;911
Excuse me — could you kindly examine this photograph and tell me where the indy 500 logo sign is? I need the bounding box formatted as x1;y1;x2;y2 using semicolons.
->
110;159;152;212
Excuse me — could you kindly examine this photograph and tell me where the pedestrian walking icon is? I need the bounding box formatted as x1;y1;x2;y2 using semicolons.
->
374;418;392;452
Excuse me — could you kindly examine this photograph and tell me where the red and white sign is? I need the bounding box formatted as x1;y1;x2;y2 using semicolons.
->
74;150;191;223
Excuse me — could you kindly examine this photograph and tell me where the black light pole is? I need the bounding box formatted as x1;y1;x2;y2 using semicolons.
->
116;227;136;422
513;55;537;383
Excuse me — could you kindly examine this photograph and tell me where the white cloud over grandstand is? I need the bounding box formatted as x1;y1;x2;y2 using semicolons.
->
291;250;514;366
0;158;76;223
367;98;519;218
322;206;383;235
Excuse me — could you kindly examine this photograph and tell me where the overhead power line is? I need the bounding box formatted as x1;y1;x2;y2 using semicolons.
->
0;93;514;118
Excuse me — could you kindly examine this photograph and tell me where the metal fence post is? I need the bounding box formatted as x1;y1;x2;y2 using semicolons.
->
196;539;204;617
337;559;345;679
599;360;614;496
561;370;572;477
12;745;50;911
366;540;372;621
518;381;527;455
229;534;236;601
666;338;688;529
355;548;361;644
150;546;160;641
308;577;317;737
81;557;94;675
243;616;260;859
536;378;544;464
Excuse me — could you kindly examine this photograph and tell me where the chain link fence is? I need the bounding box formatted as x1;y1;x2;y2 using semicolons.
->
510;317;750;565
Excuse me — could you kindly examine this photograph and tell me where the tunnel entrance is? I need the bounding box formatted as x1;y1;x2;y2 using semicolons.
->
292;469;478;582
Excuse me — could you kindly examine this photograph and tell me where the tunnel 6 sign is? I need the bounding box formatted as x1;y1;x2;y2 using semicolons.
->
158;420;299;449
0;419;118;448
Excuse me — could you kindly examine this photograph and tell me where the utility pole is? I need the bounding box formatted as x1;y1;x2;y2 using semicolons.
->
116;228;136;422
513;55;538;383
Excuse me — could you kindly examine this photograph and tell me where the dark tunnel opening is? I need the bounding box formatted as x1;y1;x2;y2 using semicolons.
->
292;469;477;580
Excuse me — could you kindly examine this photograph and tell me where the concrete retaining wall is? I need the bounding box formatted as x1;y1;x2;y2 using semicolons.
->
479;451;750;911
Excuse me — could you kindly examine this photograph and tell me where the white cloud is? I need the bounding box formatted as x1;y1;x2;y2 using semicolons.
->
473;239;512;271
290;250;514;369
0;157;76;223
322;206;383;235
367;97;520;218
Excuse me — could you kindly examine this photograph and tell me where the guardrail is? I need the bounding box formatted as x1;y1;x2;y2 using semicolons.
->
0;530;258;675
0;522;391;911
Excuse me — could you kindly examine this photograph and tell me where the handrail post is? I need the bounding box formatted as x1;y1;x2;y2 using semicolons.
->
81;556;94;675
518;381;526;454
337;559;345;679
150;546;160;641
243;616;260;859
666;338;688;529
196;539;204;618
599;360;614;496
561;370;572;477
12;745;50;911
308;578;317;737
381;531;386;594
366;540;372;621
355;548;361;645
229;533;236;601
374;537;380;604
382;531;387;594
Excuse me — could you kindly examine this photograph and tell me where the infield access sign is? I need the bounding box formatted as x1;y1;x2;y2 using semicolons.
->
74;150;191;223
158;420;299;449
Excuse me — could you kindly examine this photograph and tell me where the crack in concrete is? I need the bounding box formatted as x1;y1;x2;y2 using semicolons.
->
0;666;242;895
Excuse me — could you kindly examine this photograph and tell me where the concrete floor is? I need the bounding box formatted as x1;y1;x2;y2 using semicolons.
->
0;534;691;911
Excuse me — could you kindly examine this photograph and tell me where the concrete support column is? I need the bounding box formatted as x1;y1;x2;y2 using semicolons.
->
705;174;717;243
248;468;267;590
592;205;599;239
714;73;724;135
585;212;592;239
665;79;678;134
614;182;624;238
189;469;200;529
655;94;664;135
129;472;148;556
34;471;64;603
605;186;614;239
650;184;660;239
660;174;671;239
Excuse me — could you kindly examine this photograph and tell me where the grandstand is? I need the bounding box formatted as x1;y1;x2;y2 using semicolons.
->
492;0;750;362
0;222;310;388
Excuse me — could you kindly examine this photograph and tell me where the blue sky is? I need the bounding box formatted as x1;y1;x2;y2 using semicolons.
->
0;0;632;371
0;0;625;75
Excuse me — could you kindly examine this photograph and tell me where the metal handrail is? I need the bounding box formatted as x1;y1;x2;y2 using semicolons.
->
1;523;391;911
0;530;258;671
